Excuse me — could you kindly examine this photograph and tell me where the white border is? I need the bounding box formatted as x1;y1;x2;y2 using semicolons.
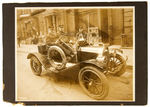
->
15;6;135;102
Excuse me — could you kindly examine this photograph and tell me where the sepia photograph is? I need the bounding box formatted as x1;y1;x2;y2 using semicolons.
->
15;7;135;101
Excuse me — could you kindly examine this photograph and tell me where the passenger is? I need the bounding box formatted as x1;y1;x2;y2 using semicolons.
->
76;26;88;47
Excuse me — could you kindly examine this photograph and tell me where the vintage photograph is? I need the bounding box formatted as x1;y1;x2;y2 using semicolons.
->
16;7;134;101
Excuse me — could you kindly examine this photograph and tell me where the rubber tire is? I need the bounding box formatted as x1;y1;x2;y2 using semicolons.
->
78;66;109;100
109;54;126;76
48;46;67;70
30;56;42;76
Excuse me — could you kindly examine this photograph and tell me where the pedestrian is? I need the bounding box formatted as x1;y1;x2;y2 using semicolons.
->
17;36;21;47
31;25;40;44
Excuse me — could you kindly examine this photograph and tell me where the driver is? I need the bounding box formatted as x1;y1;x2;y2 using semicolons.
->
56;25;75;59
56;25;69;43
45;26;58;44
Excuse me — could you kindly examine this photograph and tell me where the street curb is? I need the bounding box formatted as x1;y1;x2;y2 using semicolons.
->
126;65;133;69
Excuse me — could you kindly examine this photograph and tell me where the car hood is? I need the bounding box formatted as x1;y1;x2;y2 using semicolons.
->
80;46;104;57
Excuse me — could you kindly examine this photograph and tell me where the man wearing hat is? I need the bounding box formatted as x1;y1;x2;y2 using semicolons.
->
76;26;88;46
57;25;65;36
45;26;57;43
56;25;69;42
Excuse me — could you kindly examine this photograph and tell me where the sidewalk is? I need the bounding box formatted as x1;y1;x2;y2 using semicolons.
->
17;44;133;66
17;44;38;53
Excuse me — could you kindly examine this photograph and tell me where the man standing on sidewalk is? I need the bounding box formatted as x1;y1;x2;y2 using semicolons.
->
17;35;21;47
31;26;38;44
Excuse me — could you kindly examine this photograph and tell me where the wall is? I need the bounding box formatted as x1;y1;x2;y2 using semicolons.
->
111;9;123;45
124;9;133;47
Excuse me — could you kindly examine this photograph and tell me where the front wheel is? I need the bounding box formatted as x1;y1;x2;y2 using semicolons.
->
30;56;42;76
108;54;126;76
78;66;109;100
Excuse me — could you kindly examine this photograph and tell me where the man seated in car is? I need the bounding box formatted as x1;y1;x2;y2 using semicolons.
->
76;26;88;47
56;25;69;43
45;26;58;44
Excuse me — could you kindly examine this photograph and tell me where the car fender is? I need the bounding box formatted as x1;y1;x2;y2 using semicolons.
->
27;53;50;68
80;59;105;72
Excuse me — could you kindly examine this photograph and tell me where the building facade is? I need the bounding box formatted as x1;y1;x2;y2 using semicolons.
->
17;8;133;47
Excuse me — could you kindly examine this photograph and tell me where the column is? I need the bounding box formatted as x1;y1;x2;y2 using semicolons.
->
107;9;113;45
63;10;67;32
97;9;102;42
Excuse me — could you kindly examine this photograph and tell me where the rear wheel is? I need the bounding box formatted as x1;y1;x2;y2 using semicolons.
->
78;66;109;100
30;56;42;76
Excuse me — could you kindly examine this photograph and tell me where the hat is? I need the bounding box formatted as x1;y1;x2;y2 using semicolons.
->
58;25;64;28
49;26;54;28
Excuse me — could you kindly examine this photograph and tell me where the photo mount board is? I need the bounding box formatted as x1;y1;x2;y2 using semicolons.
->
3;2;147;105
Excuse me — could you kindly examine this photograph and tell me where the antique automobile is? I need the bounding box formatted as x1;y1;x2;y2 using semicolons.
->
27;36;127;100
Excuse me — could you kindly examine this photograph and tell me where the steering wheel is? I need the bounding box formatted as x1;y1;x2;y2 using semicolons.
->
55;35;63;44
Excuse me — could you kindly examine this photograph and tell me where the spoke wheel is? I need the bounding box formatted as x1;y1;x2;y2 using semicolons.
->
79;66;109;100
30;56;42;76
108;54;126;76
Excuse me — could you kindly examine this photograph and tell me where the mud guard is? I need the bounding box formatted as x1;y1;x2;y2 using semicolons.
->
80;59;105;72
27;53;51;68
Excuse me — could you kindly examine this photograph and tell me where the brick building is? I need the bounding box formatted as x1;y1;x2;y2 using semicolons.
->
17;8;133;47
